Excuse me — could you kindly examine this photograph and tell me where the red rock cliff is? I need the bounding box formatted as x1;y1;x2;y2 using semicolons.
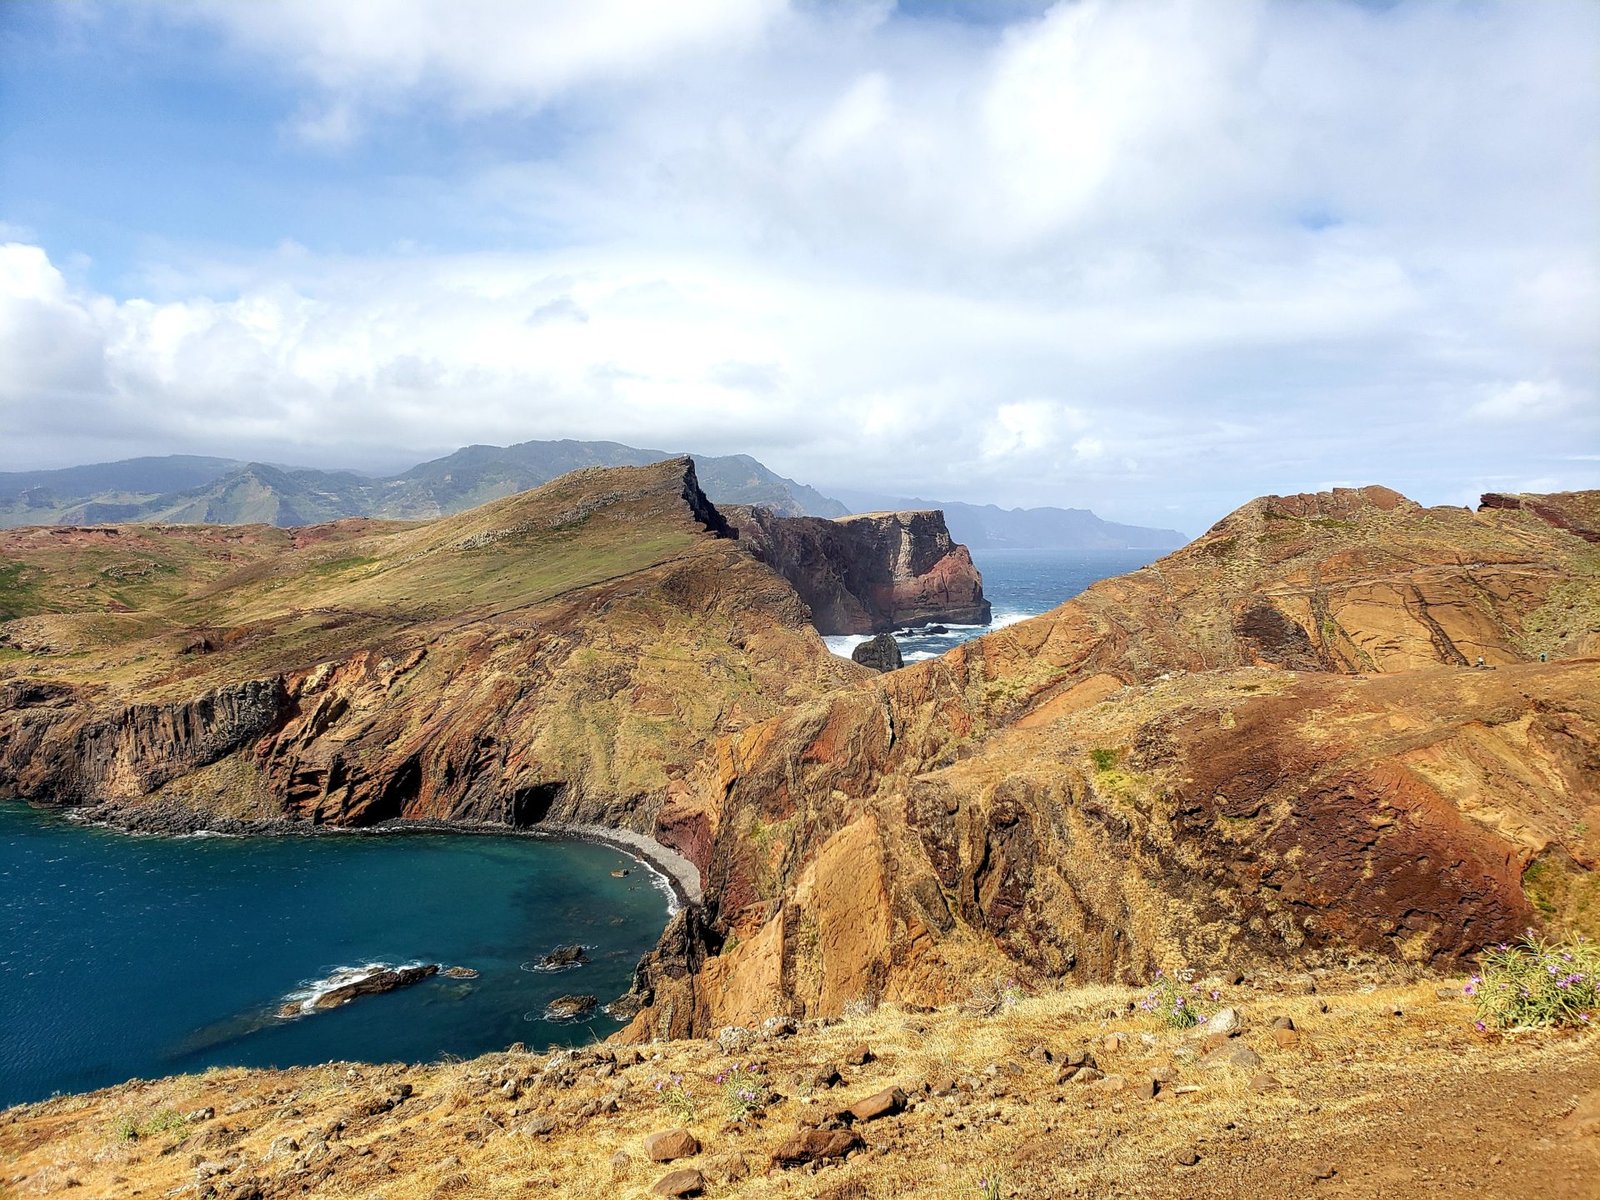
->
726;506;991;635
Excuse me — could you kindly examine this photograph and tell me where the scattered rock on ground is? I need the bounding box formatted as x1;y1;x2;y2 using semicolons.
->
645;1129;701;1163
651;1167;706;1197
771;1129;865;1169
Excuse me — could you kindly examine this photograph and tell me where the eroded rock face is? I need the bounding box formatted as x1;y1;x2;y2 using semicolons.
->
4;474;1596;1053
728;507;990;634
0;459;861;834
624;487;1600;1038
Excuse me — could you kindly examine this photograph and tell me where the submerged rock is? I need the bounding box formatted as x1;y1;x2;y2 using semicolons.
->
851;633;903;673
539;944;590;969
313;964;438;1010
545;994;598;1020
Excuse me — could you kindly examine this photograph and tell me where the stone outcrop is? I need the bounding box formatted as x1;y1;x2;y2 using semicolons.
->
1480;490;1600;543
312;965;438;1011
850;634;903;673
727;506;990;634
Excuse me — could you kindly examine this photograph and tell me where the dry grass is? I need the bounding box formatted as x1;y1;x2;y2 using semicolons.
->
4;970;1597;1200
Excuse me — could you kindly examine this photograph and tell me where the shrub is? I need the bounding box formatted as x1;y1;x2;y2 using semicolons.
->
1139;968;1215;1029
113;1108;188;1142
715;1062;770;1122
1467;933;1597;1030
963;975;1027;1017
652;1074;697;1122
1088;748;1119;772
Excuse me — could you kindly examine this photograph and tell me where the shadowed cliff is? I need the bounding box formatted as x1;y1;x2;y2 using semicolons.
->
725;505;991;634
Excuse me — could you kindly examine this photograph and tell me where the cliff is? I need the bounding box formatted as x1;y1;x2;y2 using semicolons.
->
4;472;1597;1088
624;486;1600;1037
0;459;860;833
725;506;991;634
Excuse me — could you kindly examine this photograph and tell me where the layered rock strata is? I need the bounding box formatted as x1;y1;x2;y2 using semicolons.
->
2;473;1596;1047
622;487;1600;1036
0;459;860;833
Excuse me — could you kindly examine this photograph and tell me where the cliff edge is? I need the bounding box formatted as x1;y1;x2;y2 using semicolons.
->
726;505;991;635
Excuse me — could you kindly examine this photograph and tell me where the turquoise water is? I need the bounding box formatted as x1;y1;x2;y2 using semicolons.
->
0;806;671;1107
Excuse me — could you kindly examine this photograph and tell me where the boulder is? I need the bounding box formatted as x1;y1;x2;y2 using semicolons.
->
1200;1041;1264;1072
645;1129;701;1163
1206;1007;1242;1034
848;1087;907;1122
770;1129;864;1169
851;634;903;673
651;1168;705;1198
539;944;589;969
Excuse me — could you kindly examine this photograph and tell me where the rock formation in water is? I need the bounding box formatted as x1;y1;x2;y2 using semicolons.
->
850;634;904;673
725;506;990;634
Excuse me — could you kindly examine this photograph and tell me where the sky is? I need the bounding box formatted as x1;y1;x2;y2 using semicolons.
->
1;0;1596;533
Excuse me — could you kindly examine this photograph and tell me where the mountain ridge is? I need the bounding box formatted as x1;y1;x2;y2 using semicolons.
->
0;441;848;528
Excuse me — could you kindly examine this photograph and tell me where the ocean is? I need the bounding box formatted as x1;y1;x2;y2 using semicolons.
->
0;809;670;1107
824;547;1163;662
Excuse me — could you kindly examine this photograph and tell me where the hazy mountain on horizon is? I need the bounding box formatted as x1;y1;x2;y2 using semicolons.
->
0;441;1187;550
827;488;1189;550
0;440;847;528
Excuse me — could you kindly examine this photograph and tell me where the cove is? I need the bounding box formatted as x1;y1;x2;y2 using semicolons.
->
0;804;671;1108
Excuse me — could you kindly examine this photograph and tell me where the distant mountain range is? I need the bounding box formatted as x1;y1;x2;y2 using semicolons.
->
0;440;1189;550
828;489;1188;551
0;441;847;527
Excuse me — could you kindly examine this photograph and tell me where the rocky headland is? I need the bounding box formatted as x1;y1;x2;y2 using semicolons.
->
1;468;1597;1198
725;505;991;634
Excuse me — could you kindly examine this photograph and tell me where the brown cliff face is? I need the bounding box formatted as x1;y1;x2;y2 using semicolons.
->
5;471;1598;1054
726;506;990;635
625;487;1600;1037
0;459;862;833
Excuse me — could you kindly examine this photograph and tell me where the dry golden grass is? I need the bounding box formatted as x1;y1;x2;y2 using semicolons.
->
4;970;1597;1200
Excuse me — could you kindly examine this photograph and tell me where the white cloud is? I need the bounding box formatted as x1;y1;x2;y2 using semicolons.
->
1468;379;1577;423
188;0;788;113
5;0;1598;530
